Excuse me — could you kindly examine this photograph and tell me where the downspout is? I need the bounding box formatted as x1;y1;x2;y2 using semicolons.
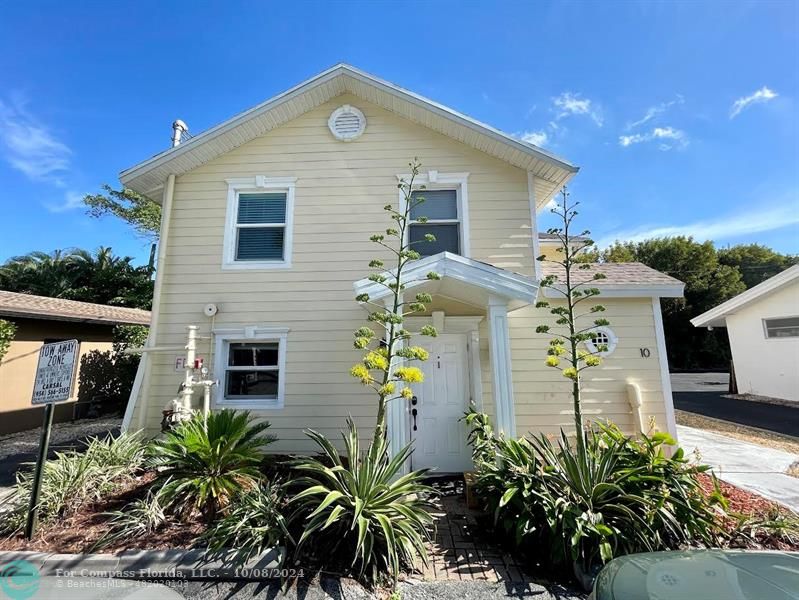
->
122;173;176;432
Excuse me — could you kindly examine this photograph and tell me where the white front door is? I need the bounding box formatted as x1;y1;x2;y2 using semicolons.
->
410;333;473;472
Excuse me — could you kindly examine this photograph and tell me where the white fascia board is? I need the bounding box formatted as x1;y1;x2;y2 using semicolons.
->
353;252;538;304
691;265;799;328
120;64;578;193
543;283;685;299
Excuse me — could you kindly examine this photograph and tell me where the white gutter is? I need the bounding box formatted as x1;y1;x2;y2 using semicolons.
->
121;173;176;432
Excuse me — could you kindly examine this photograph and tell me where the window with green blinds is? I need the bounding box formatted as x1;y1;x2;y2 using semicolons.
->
235;193;287;261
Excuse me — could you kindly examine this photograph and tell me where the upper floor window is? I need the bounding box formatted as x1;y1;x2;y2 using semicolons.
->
409;189;461;256
399;171;470;259
223;177;296;269
764;316;799;339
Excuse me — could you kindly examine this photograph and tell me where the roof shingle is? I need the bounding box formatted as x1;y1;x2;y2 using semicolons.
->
0;291;151;326
541;262;683;288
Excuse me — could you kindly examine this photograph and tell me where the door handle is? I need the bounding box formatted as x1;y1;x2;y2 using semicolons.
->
411;408;418;431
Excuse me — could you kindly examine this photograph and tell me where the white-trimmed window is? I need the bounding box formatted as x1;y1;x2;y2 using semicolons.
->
585;326;618;356
214;329;288;409
223;177;296;269
399;172;470;258
764;316;799;339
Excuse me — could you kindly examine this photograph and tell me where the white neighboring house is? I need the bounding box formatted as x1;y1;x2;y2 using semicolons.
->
691;265;799;402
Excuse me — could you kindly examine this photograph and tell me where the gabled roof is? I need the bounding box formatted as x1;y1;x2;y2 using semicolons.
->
540;263;684;298
691;265;799;328
0;291;151;326
353;252;538;311
120;64;578;202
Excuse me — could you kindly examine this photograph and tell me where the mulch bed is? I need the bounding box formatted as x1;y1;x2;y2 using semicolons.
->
0;470;206;554
696;473;799;551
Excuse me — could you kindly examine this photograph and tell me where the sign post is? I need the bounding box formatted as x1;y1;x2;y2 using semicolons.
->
25;339;79;540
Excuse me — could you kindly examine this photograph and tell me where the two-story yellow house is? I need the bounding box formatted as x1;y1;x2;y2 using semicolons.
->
119;65;683;472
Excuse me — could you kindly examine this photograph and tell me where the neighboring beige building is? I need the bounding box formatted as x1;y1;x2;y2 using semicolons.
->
119;65;683;470
692;265;799;403
0;291;150;434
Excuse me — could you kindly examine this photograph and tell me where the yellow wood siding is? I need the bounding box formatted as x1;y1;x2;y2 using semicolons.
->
135;92;670;451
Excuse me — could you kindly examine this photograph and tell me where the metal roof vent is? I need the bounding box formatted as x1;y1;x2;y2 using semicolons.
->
328;105;366;141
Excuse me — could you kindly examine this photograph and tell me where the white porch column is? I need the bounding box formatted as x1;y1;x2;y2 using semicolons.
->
487;295;516;436
385;296;409;468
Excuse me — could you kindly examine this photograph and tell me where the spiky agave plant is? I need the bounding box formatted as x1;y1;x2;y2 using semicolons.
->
290;419;434;586
148;409;275;521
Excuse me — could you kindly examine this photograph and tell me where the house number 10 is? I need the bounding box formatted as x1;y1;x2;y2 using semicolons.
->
640;348;651;358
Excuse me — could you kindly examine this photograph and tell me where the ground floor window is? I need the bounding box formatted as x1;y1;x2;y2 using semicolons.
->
214;329;287;409
764;316;799;338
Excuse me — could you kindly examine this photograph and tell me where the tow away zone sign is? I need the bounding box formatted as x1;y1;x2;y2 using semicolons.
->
32;339;79;405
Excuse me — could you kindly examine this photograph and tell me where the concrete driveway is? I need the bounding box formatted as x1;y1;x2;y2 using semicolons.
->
671;373;799;437
678;425;799;512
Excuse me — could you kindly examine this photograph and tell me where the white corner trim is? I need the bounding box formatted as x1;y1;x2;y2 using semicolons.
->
397;171;470;258
652;297;678;441
527;171;541;281
222;176;296;271
212;327;288;410
469;329;484;411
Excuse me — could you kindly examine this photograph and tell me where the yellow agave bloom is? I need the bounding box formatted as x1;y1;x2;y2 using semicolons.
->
363;351;389;371
584;355;602;367
394;366;424;383
400;387;414;399
350;364;373;385
546;355;560;368
562;367;578;381
407;346;429;361
379;382;396;396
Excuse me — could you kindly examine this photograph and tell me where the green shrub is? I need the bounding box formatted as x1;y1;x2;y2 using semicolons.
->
0;319;16;363
148;409;275;521
203;480;292;563
0;432;146;534
91;491;167;551
290;420;434;586
465;411;722;578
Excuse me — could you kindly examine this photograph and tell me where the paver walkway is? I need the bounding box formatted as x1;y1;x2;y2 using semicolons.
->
419;477;530;583
678;425;799;512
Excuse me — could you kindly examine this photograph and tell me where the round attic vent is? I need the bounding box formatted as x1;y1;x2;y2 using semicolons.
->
328;105;366;141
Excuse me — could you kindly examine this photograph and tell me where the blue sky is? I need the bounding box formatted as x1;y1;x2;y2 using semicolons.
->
0;0;797;265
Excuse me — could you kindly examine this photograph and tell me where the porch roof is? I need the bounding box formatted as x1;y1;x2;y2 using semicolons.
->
353;252;538;312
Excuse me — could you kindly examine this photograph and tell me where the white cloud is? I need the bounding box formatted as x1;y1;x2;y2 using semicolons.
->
619;126;688;150
0;96;71;184
626;95;684;130
595;204;799;248
46;190;85;213
730;86;778;119
552;92;603;126
519;130;548;147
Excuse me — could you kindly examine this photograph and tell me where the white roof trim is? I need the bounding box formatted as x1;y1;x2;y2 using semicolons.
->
353;251;538;306
120;64;577;199
542;282;685;299
691;265;799;328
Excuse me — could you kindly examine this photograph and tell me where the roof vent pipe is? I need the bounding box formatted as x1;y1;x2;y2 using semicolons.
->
171;119;188;147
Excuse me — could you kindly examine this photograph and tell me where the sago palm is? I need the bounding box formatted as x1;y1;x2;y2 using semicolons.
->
149;409;275;521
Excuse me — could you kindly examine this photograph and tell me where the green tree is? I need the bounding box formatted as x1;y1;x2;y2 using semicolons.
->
601;237;745;369
718;244;799;288
0;247;154;309
535;188;609;456
83;185;161;242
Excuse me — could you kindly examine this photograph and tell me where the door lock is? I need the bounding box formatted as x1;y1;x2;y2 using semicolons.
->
411;396;418;406
411;408;418;431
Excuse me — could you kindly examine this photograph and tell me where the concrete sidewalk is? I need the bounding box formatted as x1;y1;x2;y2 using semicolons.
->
678;425;799;512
